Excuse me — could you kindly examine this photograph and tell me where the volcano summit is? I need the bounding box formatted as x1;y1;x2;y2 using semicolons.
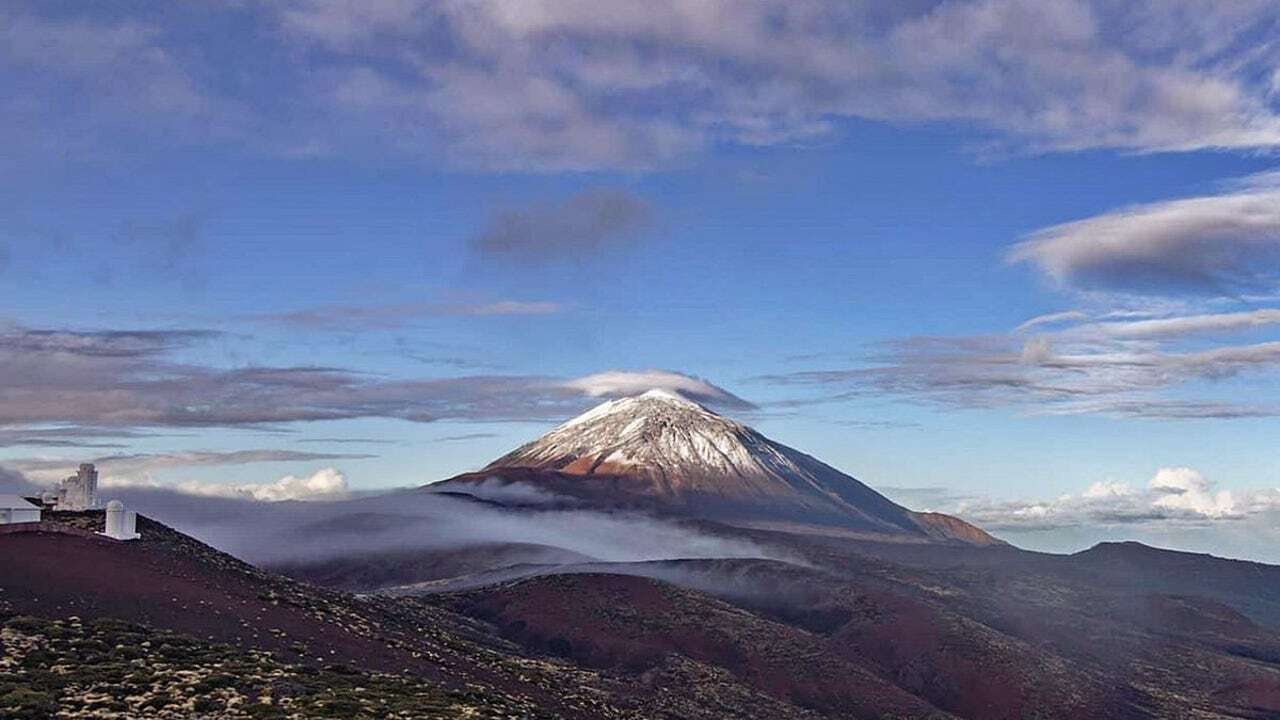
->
440;389;998;545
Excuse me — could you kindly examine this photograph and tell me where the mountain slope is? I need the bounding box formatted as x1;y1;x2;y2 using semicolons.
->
447;390;998;544
0;514;622;717
0;512;851;719
15;508;1280;717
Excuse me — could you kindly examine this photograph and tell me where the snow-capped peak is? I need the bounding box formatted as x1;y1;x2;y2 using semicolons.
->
468;390;999;544
636;388;698;404
559;389;714;429
487;389;852;502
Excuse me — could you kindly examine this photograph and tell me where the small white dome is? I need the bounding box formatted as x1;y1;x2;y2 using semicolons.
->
106;499;124;511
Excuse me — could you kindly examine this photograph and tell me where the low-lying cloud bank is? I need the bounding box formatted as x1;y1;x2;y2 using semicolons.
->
0;464;776;568
0;462;353;504
208;487;776;567
9;450;374;486
103;467;352;503
881;467;1280;561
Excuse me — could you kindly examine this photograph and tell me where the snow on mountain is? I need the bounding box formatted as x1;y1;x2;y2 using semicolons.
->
476;389;1000;544
489;389;807;492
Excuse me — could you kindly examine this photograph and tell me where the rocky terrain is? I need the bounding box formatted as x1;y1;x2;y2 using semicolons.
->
8;506;1280;718
0;515;640;716
0;614;542;720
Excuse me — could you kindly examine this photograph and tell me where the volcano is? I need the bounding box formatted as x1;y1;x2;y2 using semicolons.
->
439;389;998;545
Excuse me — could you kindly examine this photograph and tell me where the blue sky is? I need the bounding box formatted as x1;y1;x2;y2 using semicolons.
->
5;1;1280;560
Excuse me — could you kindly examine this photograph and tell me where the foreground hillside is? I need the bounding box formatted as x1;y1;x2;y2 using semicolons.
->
0;514;622;719
286;507;1280;720
8;509;1280;718
0;614;530;719
0;513;909;719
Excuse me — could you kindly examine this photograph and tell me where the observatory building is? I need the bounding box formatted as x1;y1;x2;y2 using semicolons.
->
0;495;42;525
100;500;140;541
0;461;140;540
57;463;99;511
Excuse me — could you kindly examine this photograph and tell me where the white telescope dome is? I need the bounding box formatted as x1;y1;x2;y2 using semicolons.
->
101;499;139;540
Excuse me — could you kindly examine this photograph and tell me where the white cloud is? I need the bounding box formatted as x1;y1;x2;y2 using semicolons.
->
949;467;1280;531
1082;480;1133;498
766;331;1280;419
0;6;238;168
1009;184;1280;296
1014;310;1089;333
10;1;1280;171
103;467;350;502
1148;466;1237;518
273;0;1280;168
255;299;565;329
10;450;373;485
563;369;755;409
0;323;760;430
1090;309;1280;339
765;286;1280;419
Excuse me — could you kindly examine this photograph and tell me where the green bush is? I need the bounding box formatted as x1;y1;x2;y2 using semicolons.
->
0;687;59;720
19;649;55;669
5;615;47;633
193;673;240;692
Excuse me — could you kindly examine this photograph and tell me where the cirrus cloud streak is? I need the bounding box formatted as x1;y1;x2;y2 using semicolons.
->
0;323;752;435
8;1;1280;171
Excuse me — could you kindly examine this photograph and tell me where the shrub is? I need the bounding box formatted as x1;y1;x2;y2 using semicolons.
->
192;696;222;713
0;688;59;720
